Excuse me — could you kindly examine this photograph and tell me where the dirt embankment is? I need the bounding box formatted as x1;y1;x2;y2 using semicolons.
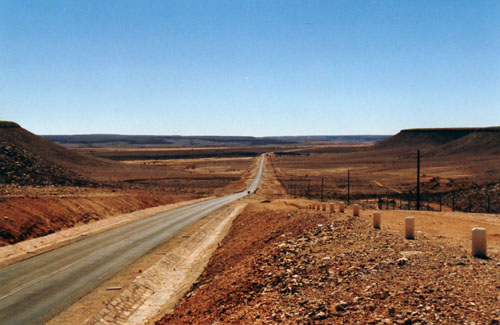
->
0;155;257;246
0;186;200;246
157;202;499;324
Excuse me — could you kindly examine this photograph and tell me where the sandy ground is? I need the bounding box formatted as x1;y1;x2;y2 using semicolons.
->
360;208;500;255
272;145;500;213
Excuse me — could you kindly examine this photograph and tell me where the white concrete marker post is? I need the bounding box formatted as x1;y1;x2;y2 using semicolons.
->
353;204;360;216
373;212;381;229
322;204;326;211
339;202;345;213
472;227;487;258
330;204;335;212
405;217;415;240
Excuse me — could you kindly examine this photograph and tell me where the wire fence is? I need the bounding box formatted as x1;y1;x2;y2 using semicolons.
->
280;178;500;214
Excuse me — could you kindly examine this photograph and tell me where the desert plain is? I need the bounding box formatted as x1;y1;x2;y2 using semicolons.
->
0;121;499;324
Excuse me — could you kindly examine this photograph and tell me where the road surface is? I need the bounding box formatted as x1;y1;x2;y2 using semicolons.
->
0;154;264;324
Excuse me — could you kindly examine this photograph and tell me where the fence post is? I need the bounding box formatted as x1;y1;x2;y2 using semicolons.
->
416;149;420;211
321;178;324;202
488;193;491;213
347;170;350;205
307;180;311;199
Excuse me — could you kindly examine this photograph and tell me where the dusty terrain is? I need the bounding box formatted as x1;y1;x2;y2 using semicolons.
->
156;138;500;324
273;128;500;213
0;121;259;245
157;201;500;324
2;121;500;324
0;155;257;246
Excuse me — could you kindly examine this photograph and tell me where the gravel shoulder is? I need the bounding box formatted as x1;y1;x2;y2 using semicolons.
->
48;202;247;324
157;201;500;324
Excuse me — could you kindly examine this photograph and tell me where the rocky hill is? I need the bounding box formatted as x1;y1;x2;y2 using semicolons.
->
0;121;108;186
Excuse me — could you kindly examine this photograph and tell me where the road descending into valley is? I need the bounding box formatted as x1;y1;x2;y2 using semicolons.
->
0;155;265;324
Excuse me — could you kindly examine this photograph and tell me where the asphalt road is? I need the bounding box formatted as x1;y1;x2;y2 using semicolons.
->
0;154;264;324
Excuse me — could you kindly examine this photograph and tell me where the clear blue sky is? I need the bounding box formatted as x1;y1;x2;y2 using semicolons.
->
1;1;499;136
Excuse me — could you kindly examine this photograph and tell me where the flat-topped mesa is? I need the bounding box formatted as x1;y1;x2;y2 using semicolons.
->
402;127;500;132
0;121;21;128
375;126;500;154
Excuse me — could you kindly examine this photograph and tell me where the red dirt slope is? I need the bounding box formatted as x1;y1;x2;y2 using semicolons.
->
157;203;500;324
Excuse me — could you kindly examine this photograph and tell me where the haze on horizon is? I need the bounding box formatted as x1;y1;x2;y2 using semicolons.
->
1;1;499;137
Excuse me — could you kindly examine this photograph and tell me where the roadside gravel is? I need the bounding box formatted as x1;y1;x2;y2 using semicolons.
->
158;202;500;324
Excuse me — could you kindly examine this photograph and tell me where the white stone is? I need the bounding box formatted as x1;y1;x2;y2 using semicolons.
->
472;227;487;258
373;212;381;229
405;217;414;240
353;204;361;216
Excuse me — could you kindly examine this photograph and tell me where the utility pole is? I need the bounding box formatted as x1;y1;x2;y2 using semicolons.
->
347;170;350;205
321;178;324;202
488;193;491;213
416;149;420;211
307;179;311;199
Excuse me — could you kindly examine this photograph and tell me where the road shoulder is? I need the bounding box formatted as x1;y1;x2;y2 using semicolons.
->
0;197;213;268
48;201;246;324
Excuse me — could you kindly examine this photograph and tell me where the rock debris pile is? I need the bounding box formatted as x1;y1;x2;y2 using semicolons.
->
0;138;91;186
158;204;499;324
